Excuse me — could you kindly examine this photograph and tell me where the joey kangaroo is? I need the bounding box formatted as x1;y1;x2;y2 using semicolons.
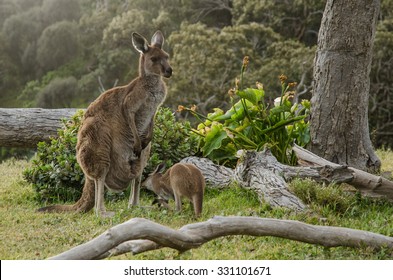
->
142;163;205;218
38;31;172;217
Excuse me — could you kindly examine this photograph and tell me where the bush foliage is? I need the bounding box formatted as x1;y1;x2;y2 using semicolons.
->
23;108;197;203
23;110;84;202
183;59;310;167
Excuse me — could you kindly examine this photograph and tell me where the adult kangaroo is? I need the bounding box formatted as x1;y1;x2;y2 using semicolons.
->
38;30;172;217
142;163;205;218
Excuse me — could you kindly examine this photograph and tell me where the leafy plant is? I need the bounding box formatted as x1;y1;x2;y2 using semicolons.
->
144;107;198;175
182;57;311;167
24;108;197;203
23;110;84;203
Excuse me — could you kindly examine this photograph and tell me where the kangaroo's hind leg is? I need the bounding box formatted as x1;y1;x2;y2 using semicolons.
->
174;193;183;213
128;175;141;208
94;176;114;217
128;142;151;208
192;194;203;218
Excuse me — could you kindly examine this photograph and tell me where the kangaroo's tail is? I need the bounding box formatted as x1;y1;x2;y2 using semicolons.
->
38;178;95;213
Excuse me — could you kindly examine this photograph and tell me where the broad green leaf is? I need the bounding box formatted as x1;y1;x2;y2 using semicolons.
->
237;88;264;105
213;100;250;121
230;106;245;121
207;108;224;120
202;124;228;156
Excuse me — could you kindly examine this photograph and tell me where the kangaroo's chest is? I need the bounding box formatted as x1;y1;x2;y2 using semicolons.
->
136;87;166;131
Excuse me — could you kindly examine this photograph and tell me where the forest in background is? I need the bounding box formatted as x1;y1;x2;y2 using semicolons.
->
0;0;392;149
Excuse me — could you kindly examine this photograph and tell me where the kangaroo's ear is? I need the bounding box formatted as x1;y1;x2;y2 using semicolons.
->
154;162;166;174
132;32;149;53
151;30;164;48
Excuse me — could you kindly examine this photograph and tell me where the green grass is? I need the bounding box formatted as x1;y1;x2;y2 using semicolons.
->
0;151;393;260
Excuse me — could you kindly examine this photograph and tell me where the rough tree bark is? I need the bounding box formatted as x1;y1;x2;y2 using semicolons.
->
0;108;79;147
49;216;393;260
310;0;381;173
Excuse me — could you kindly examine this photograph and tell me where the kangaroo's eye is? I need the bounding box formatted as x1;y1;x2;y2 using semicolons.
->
151;57;159;63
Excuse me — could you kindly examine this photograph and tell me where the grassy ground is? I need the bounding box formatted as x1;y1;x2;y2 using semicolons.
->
0;151;392;260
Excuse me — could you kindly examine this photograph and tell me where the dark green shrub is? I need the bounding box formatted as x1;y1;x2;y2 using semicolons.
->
146;107;198;175
23;110;84;202
23;107;198;203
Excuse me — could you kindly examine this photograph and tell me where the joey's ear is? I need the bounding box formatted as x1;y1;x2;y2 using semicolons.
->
153;162;166;174
151;30;164;48
132;32;149;53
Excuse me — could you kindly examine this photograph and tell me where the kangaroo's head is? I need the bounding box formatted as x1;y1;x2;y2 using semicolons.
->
132;30;172;78
141;162;166;192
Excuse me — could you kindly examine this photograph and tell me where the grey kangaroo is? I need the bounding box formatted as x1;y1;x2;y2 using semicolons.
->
142;163;205;218
38;30;172;217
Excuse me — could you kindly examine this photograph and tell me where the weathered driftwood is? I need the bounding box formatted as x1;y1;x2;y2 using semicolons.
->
293;144;393;201
49;216;393;259
233;150;306;211
0;108;79;147
182;149;356;211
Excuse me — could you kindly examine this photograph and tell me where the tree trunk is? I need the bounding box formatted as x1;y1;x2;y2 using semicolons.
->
310;0;381;173
0;108;79;147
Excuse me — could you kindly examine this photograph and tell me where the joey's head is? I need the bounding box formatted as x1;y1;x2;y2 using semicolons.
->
141;162;166;192
132;30;172;78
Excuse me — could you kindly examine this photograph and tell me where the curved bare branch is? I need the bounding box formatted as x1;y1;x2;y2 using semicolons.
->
49;216;393;260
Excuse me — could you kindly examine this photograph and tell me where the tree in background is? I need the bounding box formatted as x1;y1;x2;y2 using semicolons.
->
369;5;393;148
1;7;44;66
168;22;315;114
36;76;78;108
0;0;21;27
0;33;20;105
36;21;81;73
232;0;325;46
310;0;381;172
41;0;81;25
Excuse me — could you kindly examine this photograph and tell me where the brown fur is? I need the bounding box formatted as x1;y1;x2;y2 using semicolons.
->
142;163;205;218
38;31;172;217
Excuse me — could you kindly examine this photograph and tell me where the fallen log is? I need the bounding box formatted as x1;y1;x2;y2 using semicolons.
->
0;108;79;147
180;156;234;188
182;149;355;211
293;144;393;201
48;216;393;260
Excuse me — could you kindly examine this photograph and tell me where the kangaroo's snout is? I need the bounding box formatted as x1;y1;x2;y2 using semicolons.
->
164;67;173;78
